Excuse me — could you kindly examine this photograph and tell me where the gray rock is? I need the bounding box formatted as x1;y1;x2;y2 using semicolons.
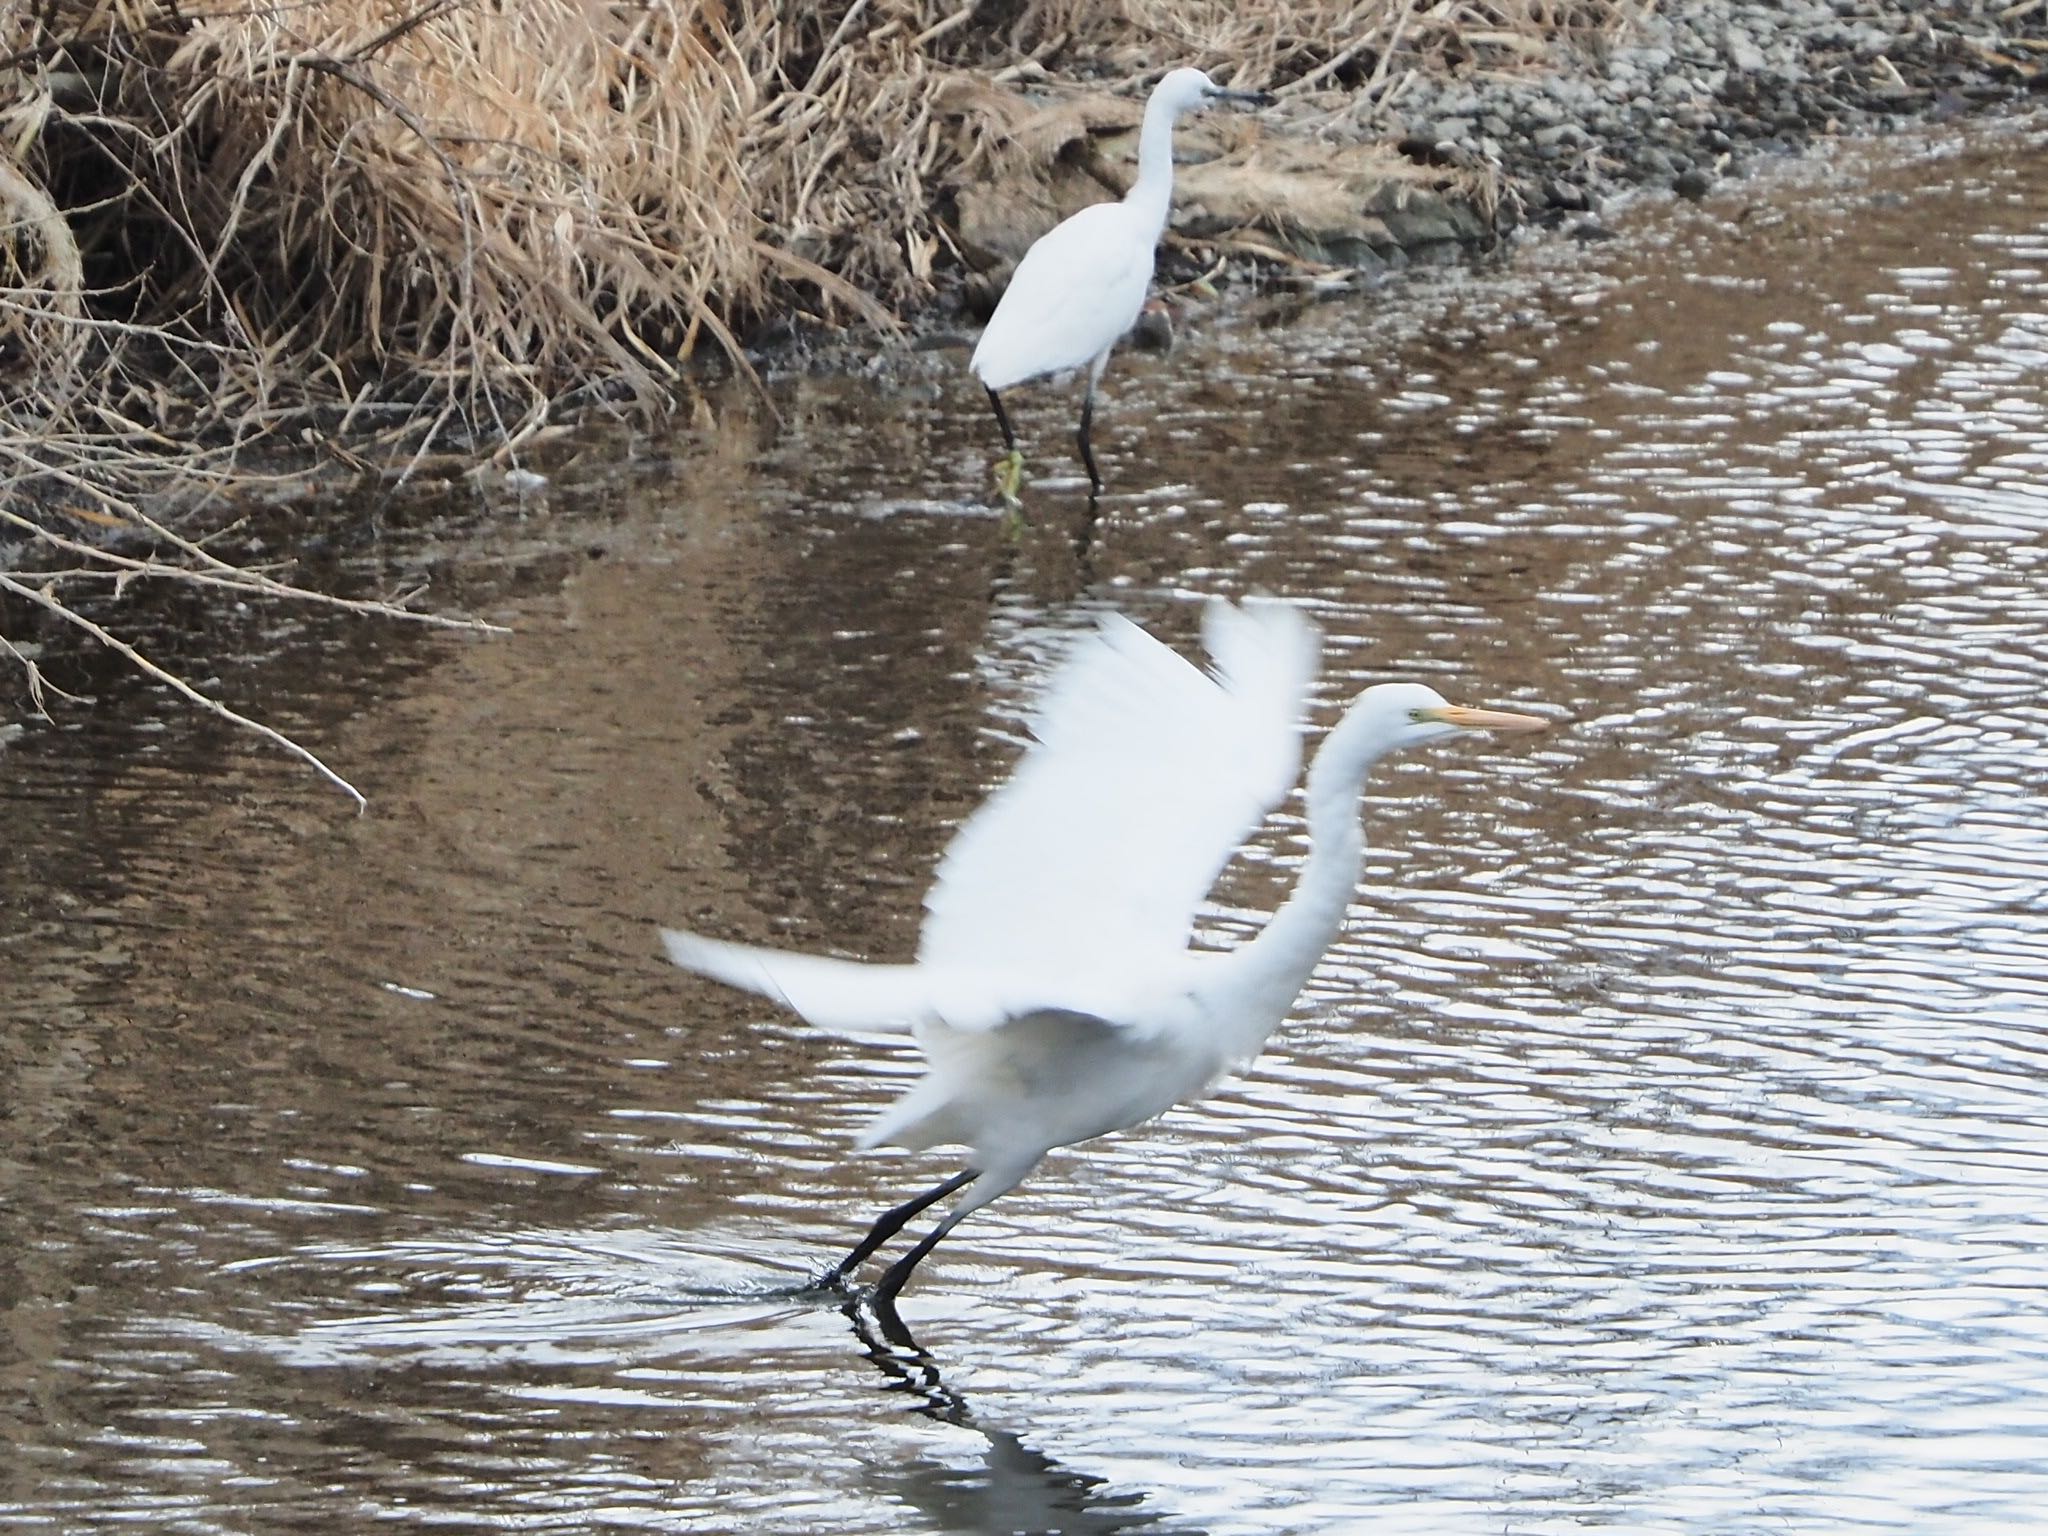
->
1726;30;1769;74
1358;186;1488;247
1674;166;1714;200
1379;207;1472;246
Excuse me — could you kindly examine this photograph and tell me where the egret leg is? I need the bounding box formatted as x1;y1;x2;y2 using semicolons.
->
985;387;1017;452
1076;388;1103;496
821;1168;978;1285
1076;354;1110;495
985;387;1024;501
872;1206;972;1309
867;1159;1035;1307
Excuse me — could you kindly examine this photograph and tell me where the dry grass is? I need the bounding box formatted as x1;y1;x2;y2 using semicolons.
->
0;0;1641;800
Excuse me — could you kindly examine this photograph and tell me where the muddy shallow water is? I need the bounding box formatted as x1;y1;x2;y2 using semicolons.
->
6;120;2048;1534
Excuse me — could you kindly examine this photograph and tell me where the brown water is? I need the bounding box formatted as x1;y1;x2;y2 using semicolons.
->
5;119;2048;1535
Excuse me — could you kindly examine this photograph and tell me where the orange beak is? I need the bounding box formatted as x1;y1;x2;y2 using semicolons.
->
1420;705;1549;734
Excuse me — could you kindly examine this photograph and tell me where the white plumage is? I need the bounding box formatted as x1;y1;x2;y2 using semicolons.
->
919;599;1314;976
661;598;1547;1308
970;67;1269;494
969;201;1154;394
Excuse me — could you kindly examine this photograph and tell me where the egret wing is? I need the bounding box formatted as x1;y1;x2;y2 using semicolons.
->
660;926;1125;1041
660;927;930;1039
918;598;1319;974
970;203;1154;390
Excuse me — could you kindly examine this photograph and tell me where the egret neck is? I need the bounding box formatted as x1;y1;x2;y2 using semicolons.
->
1216;702;1389;1060
1126;83;1188;241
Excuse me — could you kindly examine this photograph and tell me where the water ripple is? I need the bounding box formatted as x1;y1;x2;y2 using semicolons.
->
6;120;2048;1536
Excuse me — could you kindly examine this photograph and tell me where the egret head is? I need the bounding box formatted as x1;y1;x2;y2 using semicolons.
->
1361;682;1550;751
1151;67;1273;119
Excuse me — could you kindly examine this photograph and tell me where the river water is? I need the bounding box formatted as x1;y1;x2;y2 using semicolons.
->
4;119;2047;1535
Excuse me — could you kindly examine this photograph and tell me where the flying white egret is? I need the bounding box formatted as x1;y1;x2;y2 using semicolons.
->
660;599;1546;1307
970;67;1270;498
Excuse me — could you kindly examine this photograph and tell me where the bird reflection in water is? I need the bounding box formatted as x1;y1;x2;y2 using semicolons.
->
845;1295;1202;1536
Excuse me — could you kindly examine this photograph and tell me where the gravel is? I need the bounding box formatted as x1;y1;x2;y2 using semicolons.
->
1379;0;2046;227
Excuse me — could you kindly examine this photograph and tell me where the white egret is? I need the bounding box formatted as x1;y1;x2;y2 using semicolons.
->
970;67;1270;498
660;599;1546;1307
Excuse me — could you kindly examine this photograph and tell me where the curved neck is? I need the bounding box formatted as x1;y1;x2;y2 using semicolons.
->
1125;87;1183;239
1222;705;1397;1054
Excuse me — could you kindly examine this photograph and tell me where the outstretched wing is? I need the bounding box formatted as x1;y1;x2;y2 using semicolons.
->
658;927;929;1039
918;597;1320;974
659;925;1140;1041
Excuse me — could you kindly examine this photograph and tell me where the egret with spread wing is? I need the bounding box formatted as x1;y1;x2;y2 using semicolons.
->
971;67;1269;498
661;599;1546;1307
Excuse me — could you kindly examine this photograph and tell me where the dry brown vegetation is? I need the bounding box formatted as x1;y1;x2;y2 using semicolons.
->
0;0;1643;798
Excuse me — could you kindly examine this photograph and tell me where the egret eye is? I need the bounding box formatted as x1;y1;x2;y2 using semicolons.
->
1409;708;1431;723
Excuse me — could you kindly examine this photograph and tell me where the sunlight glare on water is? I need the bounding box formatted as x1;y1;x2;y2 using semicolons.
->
3;122;2047;1535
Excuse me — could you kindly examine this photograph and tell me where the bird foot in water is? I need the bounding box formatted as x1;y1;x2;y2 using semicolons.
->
804;1264;856;1295
990;449;1024;504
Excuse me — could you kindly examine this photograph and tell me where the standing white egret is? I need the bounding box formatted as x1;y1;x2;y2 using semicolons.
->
970;67;1269;498
660;599;1547;1307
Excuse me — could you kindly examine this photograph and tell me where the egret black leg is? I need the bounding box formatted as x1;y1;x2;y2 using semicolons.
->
1075;386;1104;494
872;1206;970;1308
985;387;1026;502
984;387;1017;452
822;1168;978;1285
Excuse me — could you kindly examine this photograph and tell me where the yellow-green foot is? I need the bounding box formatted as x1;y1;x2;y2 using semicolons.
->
991;449;1023;504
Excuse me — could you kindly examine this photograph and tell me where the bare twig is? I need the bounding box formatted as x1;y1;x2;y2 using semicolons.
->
0;572;369;810
0;508;509;631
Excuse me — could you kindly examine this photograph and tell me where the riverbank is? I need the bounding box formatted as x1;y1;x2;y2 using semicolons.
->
933;0;2045;337
4;3;2040;454
1380;0;2046;232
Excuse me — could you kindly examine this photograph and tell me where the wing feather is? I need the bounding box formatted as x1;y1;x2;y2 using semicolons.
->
917;597;1319;974
660;925;1148;1040
970;202;1154;390
659;928;929;1039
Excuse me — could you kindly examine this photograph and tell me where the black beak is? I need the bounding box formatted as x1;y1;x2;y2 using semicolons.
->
1213;86;1275;108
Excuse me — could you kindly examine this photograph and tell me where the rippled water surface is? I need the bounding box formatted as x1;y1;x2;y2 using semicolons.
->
6;122;2048;1534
